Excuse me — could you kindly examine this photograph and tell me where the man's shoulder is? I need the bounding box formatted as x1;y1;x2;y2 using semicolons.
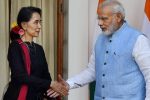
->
126;24;143;35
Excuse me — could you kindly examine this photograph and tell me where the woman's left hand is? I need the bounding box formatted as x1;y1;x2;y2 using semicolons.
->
47;88;60;98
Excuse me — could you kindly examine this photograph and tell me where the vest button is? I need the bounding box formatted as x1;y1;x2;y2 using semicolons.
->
103;74;105;77
104;62;107;65
109;40;112;42
102;85;105;88
106;51;109;53
102;97;105;99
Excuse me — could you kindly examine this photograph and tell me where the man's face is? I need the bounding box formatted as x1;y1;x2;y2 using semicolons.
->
98;6;120;36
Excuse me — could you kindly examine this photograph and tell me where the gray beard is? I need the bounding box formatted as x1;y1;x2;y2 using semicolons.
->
103;20;118;36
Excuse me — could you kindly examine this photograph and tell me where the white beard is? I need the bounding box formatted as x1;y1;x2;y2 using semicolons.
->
103;20;117;36
103;30;113;36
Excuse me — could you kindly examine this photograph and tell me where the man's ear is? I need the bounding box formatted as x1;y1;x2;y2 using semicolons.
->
116;13;123;22
21;22;27;30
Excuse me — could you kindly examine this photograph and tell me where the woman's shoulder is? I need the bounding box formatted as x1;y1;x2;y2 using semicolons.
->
9;40;21;49
8;41;23;59
10;41;42;48
33;42;45;52
8;41;23;55
33;42;43;49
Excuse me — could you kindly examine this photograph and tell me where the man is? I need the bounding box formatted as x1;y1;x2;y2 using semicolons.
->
49;0;150;100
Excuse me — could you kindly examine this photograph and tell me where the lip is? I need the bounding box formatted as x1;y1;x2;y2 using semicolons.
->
101;27;106;31
36;31;40;33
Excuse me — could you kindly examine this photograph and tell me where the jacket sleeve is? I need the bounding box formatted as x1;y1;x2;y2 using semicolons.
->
8;42;51;91
39;46;52;81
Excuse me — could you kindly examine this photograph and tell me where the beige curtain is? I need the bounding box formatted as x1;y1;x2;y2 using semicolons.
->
0;0;57;98
0;0;9;98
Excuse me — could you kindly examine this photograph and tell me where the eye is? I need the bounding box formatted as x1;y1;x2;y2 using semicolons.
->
34;21;38;24
101;17;108;21
39;20;42;24
97;16;108;21
34;20;42;25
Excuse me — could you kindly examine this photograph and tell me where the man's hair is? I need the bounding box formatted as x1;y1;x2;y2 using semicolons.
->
100;0;125;20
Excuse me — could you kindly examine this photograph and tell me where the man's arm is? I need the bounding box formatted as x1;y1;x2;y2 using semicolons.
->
47;50;96;98
67;50;96;89
133;35;150;100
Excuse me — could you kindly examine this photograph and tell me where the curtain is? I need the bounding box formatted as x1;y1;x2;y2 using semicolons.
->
0;0;9;98
0;0;57;98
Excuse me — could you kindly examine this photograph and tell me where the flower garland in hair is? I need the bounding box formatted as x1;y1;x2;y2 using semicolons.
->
11;22;24;36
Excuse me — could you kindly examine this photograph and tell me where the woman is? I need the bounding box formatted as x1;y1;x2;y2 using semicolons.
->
3;7;61;100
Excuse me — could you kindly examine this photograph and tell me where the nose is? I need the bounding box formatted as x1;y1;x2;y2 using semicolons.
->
98;19;103;27
38;22;41;29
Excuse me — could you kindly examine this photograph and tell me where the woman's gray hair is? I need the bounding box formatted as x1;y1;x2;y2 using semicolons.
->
100;0;125;20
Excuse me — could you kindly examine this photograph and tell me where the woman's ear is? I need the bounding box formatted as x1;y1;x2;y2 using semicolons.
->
21;22;27;30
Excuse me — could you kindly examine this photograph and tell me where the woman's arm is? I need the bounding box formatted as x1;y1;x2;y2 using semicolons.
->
39;46;52;81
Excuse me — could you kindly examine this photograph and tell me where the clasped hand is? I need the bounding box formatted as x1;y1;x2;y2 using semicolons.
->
46;75;69;98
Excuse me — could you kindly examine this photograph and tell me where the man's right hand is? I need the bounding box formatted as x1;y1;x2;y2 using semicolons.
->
47;75;69;97
58;74;70;91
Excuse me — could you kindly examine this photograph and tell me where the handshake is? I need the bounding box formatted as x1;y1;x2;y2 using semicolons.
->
46;75;69;98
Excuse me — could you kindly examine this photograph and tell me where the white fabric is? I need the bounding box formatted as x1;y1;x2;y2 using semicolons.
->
133;35;150;100
67;35;150;100
142;14;150;40
67;50;95;89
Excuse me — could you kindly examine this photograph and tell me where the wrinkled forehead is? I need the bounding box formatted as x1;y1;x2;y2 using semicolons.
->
98;6;113;17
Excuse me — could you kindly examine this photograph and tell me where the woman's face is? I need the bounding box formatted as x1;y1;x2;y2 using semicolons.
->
23;12;42;37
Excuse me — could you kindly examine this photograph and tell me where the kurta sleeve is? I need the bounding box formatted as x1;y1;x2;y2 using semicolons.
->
67;50;96;89
133;35;150;100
